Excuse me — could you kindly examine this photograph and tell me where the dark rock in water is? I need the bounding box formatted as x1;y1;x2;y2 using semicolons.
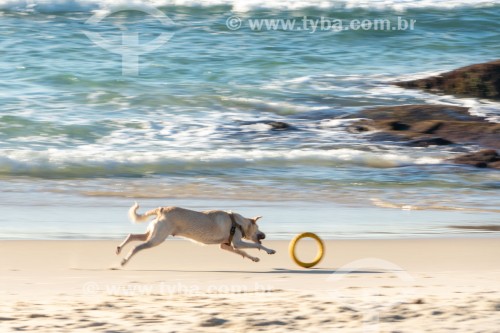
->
406;137;454;147
347;105;500;149
353;104;480;122
489;161;500;169
395;59;500;100
239;120;295;131
448;149;500;169
347;124;374;133
411;120;443;134
267;121;291;130
366;132;408;143
417;121;500;148
383;120;411;131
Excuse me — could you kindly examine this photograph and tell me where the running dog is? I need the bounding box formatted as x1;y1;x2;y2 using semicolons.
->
116;203;276;266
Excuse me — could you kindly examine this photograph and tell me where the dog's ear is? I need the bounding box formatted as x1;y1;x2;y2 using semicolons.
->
251;216;263;223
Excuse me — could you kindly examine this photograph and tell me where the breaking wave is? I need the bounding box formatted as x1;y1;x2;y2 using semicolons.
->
0;148;441;178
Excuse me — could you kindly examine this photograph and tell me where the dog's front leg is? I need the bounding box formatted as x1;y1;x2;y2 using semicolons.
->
232;239;276;255
220;243;260;262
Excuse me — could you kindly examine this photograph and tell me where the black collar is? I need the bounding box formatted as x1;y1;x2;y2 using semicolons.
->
225;212;245;245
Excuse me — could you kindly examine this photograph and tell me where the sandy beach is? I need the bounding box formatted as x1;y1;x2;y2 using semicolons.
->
1;238;499;332
2;1;500;332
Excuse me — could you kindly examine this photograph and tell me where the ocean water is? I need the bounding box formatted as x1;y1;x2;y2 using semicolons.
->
0;0;499;240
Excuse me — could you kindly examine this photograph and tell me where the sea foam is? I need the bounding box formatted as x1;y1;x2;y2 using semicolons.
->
0;148;442;178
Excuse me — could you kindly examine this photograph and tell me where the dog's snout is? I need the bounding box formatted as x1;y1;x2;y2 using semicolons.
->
258;233;266;240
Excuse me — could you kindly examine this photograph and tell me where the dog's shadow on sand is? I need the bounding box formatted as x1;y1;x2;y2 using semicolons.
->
119;268;387;275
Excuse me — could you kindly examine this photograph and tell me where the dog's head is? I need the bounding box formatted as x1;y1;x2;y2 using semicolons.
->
242;215;266;244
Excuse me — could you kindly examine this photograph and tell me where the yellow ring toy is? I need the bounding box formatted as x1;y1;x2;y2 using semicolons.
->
289;232;325;268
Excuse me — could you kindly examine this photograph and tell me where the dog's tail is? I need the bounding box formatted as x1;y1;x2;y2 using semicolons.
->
128;202;162;224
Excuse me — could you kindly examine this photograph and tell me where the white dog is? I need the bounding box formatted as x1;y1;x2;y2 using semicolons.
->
116;203;276;266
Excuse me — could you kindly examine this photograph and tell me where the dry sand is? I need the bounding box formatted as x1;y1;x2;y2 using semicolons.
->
1;238;499;332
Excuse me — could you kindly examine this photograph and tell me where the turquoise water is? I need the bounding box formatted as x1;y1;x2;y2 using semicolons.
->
0;0;499;239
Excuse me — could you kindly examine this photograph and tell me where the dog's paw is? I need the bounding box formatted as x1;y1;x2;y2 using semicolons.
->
267;249;276;255
251;257;260;262
116;246;121;255
120;258;127;266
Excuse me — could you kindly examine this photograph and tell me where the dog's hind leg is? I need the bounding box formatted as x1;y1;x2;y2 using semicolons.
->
120;240;161;266
116;232;149;255
120;221;171;266
220;243;260;262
